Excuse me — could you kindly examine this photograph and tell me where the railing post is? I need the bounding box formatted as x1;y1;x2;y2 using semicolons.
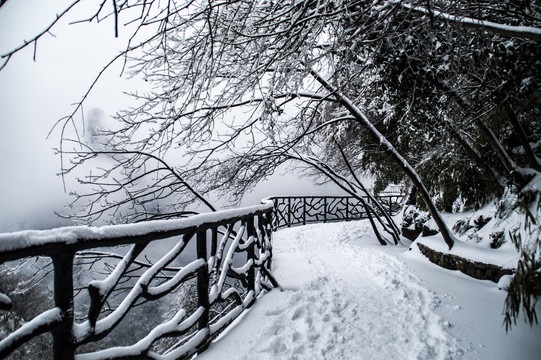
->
287;198;291;227
210;227;218;257
52;247;76;360
246;218;256;297
323;197;327;223
272;200;278;230
263;212;273;270
196;229;209;350
302;197;306;225
345;197;349;221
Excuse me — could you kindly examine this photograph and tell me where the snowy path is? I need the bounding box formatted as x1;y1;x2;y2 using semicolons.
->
197;221;541;360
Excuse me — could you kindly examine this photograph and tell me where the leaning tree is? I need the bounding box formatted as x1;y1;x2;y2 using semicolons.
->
53;1;458;248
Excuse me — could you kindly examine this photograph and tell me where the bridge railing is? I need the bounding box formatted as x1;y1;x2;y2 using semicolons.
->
0;201;275;360
0;194;405;359
269;195;404;229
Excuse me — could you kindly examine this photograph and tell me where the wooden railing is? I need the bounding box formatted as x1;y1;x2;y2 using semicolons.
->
0;194;404;359
269;195;404;228
0;201;275;360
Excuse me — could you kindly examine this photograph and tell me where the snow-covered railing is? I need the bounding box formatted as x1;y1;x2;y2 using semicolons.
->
269;195;404;228
0;201;275;360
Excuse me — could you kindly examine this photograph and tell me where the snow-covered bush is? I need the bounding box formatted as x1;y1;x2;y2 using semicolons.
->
401;205;430;240
504;178;541;330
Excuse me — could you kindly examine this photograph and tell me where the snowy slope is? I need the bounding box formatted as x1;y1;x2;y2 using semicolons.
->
196;220;541;360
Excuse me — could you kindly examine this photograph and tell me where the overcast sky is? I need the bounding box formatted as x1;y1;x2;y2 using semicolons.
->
0;0;138;231
0;0;343;232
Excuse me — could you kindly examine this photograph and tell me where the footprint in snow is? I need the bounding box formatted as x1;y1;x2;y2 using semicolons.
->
292;330;303;342
265;308;285;316
291;306;305;321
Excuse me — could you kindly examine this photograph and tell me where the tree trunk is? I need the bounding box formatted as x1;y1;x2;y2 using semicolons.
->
310;69;455;249
432;79;521;187
334;139;401;244
504;104;541;172
286;152;392;245
475;118;527;186
444;120;506;190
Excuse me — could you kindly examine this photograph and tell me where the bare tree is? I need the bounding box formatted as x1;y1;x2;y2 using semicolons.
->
10;1;450;248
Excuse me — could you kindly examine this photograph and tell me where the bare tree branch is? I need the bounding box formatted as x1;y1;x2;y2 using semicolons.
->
0;0;83;70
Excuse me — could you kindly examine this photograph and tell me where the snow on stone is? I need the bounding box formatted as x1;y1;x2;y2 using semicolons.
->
416;234;519;269
497;274;514;291
3;218;539;359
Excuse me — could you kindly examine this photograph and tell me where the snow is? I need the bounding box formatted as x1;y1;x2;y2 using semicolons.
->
74;233;196;341
0;200;274;253
146;258;205;297
88;244;142;297
196;220;541;360
0;292;11;308
77;307;206;360
397;1;541;41
497;275;514;291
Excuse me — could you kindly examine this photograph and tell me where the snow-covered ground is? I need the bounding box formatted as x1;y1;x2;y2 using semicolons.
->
197;220;541;360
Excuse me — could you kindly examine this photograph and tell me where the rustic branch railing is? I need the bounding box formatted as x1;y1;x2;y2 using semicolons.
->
0;201;275;360
0;194;404;359
269;195;404;229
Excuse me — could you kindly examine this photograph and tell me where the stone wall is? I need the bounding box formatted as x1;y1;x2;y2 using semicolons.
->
416;243;514;283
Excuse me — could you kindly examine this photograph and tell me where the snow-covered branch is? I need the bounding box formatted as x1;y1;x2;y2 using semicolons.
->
398;1;541;41
309;68;456;249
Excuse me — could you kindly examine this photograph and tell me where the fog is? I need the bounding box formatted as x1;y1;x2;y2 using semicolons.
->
0;0;139;231
0;0;344;233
